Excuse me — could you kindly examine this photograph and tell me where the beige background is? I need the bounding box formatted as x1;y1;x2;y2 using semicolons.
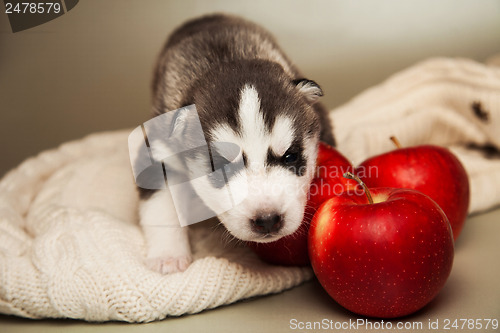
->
1;1;500;331
1;0;500;177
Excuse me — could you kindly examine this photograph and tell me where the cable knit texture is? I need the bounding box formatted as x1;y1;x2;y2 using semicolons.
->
0;130;313;322
331;57;500;213
1;56;499;322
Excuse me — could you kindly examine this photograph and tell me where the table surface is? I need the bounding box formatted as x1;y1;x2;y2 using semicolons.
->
1;208;499;333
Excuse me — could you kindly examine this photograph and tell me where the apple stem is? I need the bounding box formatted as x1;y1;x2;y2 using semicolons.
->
343;172;374;204
390;136;402;149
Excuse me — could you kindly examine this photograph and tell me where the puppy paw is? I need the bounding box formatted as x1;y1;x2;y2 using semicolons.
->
146;255;192;274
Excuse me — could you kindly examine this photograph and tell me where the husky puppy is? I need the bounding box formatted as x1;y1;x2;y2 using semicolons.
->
139;14;334;274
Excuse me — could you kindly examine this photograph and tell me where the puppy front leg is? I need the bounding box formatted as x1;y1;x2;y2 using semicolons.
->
140;189;192;274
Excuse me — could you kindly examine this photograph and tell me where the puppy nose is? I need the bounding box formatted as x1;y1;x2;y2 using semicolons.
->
251;214;282;234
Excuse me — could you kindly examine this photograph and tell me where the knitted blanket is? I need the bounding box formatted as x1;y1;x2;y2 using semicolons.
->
1;56;499;322
332;56;500;213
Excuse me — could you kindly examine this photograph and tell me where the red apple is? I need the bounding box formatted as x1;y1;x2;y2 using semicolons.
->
309;142;358;208
357;137;469;240
309;174;454;318
247;142;357;266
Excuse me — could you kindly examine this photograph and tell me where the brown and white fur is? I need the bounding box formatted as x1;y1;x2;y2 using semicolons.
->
138;14;334;274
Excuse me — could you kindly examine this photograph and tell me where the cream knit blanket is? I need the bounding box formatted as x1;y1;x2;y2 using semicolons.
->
1;56;499;322
332;56;500;213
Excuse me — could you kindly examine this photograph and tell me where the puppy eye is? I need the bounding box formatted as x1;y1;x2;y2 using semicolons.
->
283;151;298;164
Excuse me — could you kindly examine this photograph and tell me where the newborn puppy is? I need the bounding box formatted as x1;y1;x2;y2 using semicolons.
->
138;14;334;274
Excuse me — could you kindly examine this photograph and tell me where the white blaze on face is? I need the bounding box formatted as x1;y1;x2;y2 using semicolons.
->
190;84;317;242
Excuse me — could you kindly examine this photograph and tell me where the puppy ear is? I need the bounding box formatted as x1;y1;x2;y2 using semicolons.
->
293;78;323;104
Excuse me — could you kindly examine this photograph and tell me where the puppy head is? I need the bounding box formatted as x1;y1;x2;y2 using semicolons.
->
185;61;323;242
